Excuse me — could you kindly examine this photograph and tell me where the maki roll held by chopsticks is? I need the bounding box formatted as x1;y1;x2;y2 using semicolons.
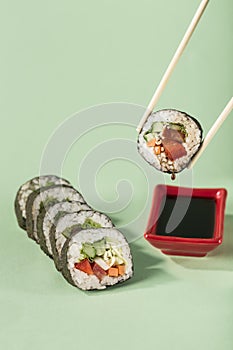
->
137;109;202;175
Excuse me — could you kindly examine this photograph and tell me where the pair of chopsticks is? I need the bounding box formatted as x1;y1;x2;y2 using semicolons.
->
136;0;233;169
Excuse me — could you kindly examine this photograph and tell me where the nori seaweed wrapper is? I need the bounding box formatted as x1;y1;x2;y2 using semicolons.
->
37;207;53;258
14;191;26;230
25;184;77;242
50;223;82;271
14;175;70;230
60;230;80;287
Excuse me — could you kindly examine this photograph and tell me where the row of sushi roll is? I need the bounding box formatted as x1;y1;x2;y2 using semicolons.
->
15;175;133;290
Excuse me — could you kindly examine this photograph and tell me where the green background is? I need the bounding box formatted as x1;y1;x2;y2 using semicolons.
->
1;1;233;349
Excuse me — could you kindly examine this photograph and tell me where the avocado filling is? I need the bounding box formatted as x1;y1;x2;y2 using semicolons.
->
81;218;102;229
61;218;102;239
40;197;58;211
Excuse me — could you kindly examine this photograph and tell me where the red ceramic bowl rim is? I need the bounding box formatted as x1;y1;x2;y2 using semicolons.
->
144;185;227;244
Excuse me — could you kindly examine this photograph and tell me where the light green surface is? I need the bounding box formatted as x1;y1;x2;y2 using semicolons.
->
1;1;233;349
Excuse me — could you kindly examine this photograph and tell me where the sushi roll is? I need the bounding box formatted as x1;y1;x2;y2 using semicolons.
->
137;109;203;176
14;175;70;230
26;184;85;242
61;227;133;290
50;210;113;270
37;201;91;258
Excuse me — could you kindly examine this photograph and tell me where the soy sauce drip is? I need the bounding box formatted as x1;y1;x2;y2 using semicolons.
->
171;173;176;181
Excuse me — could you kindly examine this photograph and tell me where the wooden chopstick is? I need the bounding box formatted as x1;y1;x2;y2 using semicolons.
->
136;0;209;133
189;97;233;169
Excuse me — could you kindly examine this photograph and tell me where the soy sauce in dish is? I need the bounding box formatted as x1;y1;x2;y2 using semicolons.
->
156;195;216;239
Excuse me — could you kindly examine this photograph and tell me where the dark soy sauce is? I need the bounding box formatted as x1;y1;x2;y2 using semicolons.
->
156;195;216;239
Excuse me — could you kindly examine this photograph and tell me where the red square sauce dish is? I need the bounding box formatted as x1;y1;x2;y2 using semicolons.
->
144;185;227;257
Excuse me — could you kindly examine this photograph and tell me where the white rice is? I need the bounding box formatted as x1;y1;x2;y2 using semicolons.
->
138;109;202;173
42;201;90;255
18;175;70;219
31;186;84;241
65;228;133;290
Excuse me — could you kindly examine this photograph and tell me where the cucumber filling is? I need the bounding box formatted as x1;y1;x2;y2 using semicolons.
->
74;237;126;280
